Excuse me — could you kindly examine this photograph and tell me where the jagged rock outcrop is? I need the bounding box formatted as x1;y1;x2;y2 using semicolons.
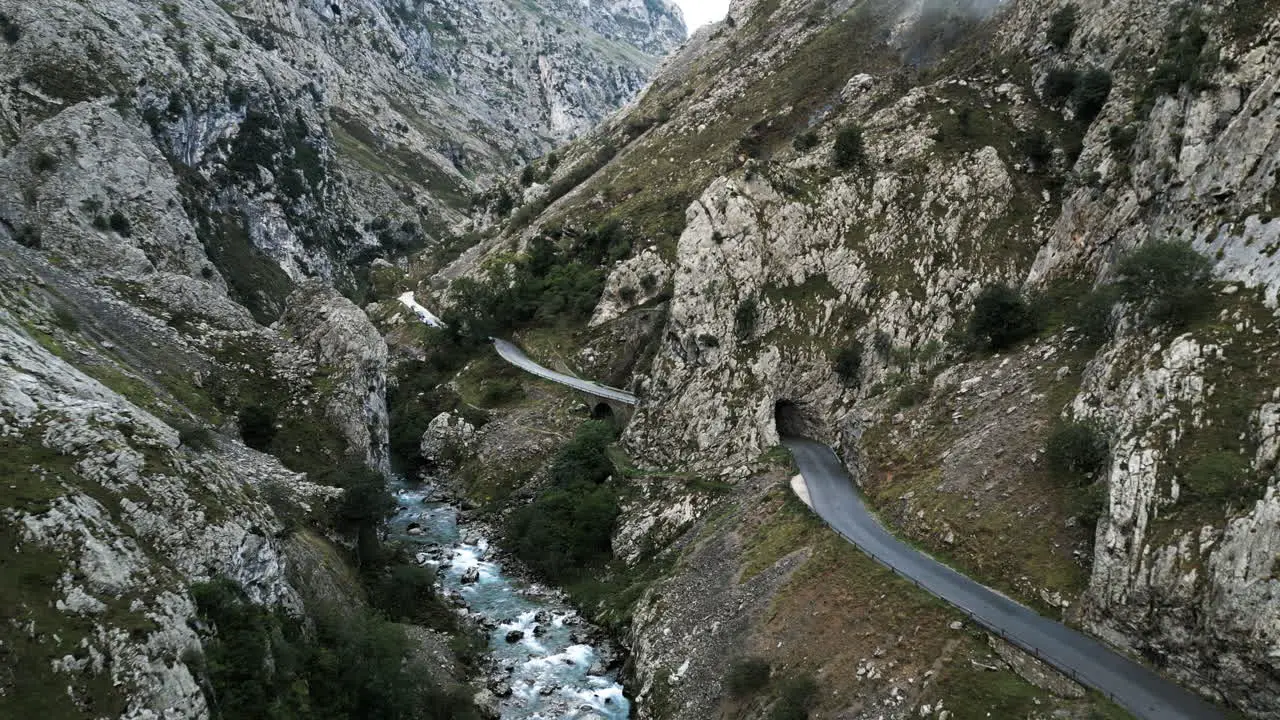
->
0;302;338;717
0;0;684;296
280;279;391;471
419;411;478;472
438;0;1279;714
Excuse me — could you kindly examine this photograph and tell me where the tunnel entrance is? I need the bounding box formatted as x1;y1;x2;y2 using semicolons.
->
774;400;812;439
591;402;615;422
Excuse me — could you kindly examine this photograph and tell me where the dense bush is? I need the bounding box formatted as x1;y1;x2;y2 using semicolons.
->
519;165;535;186
479;377;524;406
177;423;218;452
833;342;863;386
190;577;479;720
0;12;20;44
1018;129;1054;168
792;131;819;152
1149;14;1212;100
547;421;616;486
386;341;473;473
968;284;1036;351
831;124;865;169
1182;451;1251;501
14;223;41;248
1113;240;1213;328
108;210;133;237
1046;4;1078;50
238;404;277;450
726;657;772;697
1069;286;1120;346
1045;421;1109;483
735;297;759;342
368;563;455;629
1072;68;1112;125
507;421;620;582
1042;67;1079;105
769;674;819;720
893;380;930;410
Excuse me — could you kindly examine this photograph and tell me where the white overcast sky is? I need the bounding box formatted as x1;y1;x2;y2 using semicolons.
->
675;0;730;31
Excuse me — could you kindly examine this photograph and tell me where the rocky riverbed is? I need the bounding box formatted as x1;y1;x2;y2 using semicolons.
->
389;483;629;719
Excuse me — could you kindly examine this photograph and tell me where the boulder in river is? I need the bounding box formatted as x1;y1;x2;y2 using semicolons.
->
532;624;546;637
505;629;525;643
488;680;512;698
461;567;480;584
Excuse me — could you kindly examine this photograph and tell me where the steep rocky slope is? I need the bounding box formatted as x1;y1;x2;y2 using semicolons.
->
412;0;1280;716
0;0;686;715
0;0;683;301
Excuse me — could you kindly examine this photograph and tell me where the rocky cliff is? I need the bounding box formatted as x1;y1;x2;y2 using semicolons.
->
422;0;1280;716
0;0;683;299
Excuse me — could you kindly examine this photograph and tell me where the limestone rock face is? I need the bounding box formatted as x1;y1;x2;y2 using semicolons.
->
419;411;479;472
475;0;1280;713
0;0;684;296
280;279;391;471
0;305;337;717
624;141;1025;469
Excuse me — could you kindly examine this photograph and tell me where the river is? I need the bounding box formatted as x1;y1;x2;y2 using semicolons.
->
388;483;632;720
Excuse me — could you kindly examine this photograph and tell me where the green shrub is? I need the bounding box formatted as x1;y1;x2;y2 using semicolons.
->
1042;67;1079;105
14;223;41;248
1113;240;1213;328
1182;451;1251;501
238;404;277;450
894;380;930;409
792;131;819;152
547;421;617;486
769;674;819;720
507;421;620;581
1108;124;1138;158
1046;4;1078;50
833;342;863;386
1045;422;1109;483
1072;68;1112;125
108;210;133;237
968;284;1036;351
519;165;535;186
52;305;78;331
735;297;759;342
1073;482;1108;529
1017;129;1054;168
190;577;480;720
832;124;865;169
0;12;20;44
1069;286;1120;346
1149;15;1213;99
177;423;217;452
726;657;771;697
368;563;454;629
479;377;524;406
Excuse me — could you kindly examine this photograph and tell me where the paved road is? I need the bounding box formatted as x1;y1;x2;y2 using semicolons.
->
488;338;1223;719
491;338;638;405
784;436;1224;720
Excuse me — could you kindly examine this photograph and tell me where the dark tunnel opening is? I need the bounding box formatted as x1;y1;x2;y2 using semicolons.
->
774;400;812;439
591;402;615;421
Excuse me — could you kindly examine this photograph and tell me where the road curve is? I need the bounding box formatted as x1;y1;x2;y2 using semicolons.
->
784;436;1223;720
487;339;1222;719
491;338;638;405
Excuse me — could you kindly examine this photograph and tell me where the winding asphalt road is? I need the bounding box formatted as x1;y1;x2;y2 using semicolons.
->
488;338;1223;719
491;338;638;405
784;437;1223;720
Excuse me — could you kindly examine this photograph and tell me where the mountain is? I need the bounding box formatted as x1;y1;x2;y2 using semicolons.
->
0;0;682;716
409;0;1280;716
